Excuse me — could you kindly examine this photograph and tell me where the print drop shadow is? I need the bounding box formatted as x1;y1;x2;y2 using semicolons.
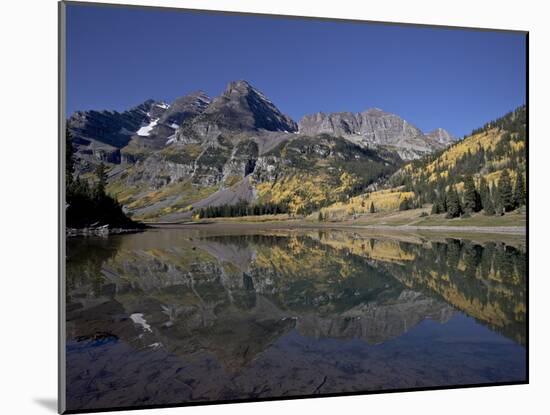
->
34;398;57;412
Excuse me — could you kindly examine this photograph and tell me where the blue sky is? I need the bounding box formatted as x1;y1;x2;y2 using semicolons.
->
66;4;526;137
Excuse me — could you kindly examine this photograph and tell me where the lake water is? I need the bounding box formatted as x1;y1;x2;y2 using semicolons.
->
65;227;527;411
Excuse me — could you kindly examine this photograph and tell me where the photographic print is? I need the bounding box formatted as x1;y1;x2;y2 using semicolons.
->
60;2;527;413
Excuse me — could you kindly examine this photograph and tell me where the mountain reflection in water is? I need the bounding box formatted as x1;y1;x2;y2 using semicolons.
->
65;228;526;411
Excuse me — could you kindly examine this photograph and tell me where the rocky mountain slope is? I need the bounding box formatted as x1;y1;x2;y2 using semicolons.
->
391;105;526;202
68;99;165;168
425;127;456;145
67;80;457;222
174;80;298;143
318;105;526;219
298;109;455;159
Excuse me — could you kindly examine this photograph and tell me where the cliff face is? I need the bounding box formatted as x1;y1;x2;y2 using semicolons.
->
299;109;423;143
425;127;457;145
299;108;451;159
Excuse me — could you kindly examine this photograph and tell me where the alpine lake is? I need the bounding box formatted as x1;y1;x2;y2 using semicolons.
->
65;225;526;411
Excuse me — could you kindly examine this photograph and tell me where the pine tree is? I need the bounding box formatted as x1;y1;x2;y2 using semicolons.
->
441;192;447;212
483;194;495;216
65;145;137;229
95;162;107;198
498;170;514;212
318;211;324;222
463;175;481;213
431;200;440;215
370;202;375;213
479;176;490;211
492;183;504;215
73;175;91;198
426;187;436;204
446;186;462;218
513;171;526;208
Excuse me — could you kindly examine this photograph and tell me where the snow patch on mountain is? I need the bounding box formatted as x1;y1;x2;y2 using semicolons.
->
137;119;159;136
130;313;152;332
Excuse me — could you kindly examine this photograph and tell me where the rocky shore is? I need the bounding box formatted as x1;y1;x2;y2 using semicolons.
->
66;224;146;237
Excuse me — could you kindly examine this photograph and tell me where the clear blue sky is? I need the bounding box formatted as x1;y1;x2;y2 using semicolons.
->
65;3;526;137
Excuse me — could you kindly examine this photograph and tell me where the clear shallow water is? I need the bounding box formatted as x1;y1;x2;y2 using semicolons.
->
65;228;526;411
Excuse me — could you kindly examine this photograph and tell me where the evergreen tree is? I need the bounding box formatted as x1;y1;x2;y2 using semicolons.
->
73;176;91;197
513;171;526;208
370;202;375;213
483;194;495;216
493;184;504;216
431;200;441;215
463;175;481;213
478;176;495;215
498;170;514;212
425;187;436;204
479;176;490;211
318;211;324;222
446;186;462;218
65;155;139;229
441;192;447;212
95;162;107;198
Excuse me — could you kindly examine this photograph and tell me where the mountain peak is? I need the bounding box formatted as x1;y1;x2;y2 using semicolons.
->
225;79;253;92
222;80;273;104
189;80;297;134
364;107;386;114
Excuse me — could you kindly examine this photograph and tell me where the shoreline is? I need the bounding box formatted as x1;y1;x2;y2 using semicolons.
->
349;224;525;235
66;226;147;237
146;221;526;235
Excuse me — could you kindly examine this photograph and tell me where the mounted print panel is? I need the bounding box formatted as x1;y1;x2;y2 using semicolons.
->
59;1;528;413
